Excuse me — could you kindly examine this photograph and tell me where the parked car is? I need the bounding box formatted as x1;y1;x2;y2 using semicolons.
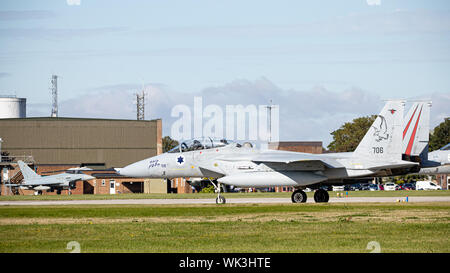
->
416;181;441;190
384;182;397;191
360;183;370;191
349;183;362;191
369;184;380;191
332;185;345;191
320;185;332;191
402;183;416;190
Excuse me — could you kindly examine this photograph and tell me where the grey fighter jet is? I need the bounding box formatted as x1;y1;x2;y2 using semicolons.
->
419;144;450;175
401;101;449;174
119;100;419;204
6;161;95;195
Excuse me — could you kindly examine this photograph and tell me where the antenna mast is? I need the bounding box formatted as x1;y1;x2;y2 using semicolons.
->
136;90;145;120
51;75;58;117
266;100;274;143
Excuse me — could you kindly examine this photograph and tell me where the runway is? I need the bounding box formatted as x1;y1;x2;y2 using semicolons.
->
0;196;449;206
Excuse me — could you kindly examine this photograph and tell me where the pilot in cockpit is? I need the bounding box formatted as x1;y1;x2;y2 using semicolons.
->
192;140;204;150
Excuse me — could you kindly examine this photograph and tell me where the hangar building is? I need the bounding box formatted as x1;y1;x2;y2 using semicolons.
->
0;117;162;168
0;117;165;195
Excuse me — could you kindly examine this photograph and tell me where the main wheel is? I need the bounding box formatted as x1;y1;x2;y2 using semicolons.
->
291;189;307;203
216;195;226;204
314;189;329;203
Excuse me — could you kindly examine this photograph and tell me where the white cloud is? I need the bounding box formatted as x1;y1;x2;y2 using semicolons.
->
366;0;381;6
139;10;450;37
0;10;55;21
0;27;128;40
27;78;449;147
67;0;81;6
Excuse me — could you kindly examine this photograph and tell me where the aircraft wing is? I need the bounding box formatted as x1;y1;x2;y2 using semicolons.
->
250;152;344;169
194;154;338;176
198;166;226;177
22;181;66;186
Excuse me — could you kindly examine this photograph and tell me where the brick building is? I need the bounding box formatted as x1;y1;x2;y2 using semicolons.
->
168;177;194;194
268;141;323;154
436;174;449;190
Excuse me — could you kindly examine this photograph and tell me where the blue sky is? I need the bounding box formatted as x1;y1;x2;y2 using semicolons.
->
0;0;449;145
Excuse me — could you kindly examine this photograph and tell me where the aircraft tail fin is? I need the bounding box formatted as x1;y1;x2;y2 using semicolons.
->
17;161;40;181
353;100;405;161
402;101;432;159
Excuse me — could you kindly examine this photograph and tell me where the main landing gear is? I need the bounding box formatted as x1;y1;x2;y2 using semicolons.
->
313;188;329;203
291;189;307;203
291;188;329;203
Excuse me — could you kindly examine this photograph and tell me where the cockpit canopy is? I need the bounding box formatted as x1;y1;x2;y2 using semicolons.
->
65;167;93;174
168;137;241;153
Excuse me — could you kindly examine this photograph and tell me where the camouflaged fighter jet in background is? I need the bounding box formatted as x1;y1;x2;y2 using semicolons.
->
118;100;420;204
5;161;94;195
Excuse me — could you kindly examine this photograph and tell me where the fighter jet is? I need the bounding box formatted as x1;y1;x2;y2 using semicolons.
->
119;100;419;204
401;101;449;174
6;161;95;195
418;144;450;175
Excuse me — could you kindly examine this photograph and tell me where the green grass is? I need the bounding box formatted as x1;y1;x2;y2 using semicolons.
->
1;203;448;218
0;190;449;201
2;221;448;253
0;203;449;253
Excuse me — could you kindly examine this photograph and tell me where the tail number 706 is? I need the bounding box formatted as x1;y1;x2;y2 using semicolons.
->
372;147;384;154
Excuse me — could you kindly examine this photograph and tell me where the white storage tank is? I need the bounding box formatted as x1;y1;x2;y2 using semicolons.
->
0;96;26;119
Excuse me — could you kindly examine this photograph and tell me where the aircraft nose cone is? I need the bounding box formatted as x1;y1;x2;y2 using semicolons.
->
119;160;149;178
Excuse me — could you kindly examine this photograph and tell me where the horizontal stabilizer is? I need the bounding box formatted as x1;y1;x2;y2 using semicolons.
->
367;161;419;171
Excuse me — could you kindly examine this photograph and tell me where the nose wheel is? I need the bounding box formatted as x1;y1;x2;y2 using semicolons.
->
208;178;226;204
216;195;226;204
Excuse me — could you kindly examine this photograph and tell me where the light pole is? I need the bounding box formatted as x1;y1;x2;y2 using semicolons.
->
0;138;3;163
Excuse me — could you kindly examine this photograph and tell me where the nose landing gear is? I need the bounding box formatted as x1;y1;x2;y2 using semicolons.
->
208;178;226;204
216;195;226;204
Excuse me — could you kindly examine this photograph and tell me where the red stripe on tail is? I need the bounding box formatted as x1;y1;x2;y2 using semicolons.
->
403;104;418;139
405;106;423;155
